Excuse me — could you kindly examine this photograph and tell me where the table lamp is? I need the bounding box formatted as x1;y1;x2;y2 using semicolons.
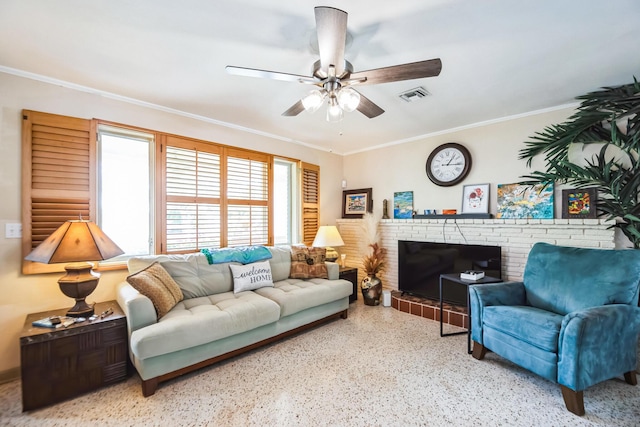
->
25;219;124;317
312;225;344;262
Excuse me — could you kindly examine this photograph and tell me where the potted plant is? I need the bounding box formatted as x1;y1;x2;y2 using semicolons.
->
519;78;640;248
360;213;387;305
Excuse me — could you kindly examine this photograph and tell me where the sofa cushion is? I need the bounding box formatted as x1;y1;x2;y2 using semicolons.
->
289;246;328;279
266;246;293;282
130;291;281;360
126;262;184;318
229;260;274;293
483;305;563;353
130;253;235;297
523;242;640;315
255;277;352;317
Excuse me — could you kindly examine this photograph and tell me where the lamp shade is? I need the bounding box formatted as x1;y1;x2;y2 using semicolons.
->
25;220;124;264
312;226;345;248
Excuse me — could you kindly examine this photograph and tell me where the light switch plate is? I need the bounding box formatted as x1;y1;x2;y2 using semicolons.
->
5;223;22;239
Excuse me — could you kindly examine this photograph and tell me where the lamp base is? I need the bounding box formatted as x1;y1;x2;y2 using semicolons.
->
58;262;99;317
325;247;339;262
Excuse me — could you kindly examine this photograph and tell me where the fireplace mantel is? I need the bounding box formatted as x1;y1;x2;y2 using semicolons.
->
336;218;616;292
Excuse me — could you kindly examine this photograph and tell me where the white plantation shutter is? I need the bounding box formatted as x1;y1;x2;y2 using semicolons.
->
164;137;221;253
225;149;271;247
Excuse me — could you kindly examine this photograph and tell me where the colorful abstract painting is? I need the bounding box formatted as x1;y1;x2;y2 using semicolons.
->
394;191;414;219
562;188;597;219
496;183;554;219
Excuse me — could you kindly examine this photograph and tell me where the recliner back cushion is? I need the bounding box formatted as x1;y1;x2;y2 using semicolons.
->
523;242;640;315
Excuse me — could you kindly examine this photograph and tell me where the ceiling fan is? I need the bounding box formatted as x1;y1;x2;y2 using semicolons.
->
225;6;442;122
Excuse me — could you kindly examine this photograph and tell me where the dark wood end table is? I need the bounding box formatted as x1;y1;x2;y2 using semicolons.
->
339;266;358;303
20;300;128;411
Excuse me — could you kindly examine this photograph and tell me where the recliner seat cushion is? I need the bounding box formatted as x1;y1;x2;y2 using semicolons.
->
483;305;563;353
130;291;281;360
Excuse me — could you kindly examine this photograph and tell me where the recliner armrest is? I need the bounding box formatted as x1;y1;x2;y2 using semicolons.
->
558;304;640;391
469;281;526;344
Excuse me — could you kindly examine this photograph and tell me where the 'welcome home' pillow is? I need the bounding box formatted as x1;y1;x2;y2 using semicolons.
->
229;260;274;293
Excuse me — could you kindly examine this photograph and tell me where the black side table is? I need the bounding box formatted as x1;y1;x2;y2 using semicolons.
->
339;266;358;303
439;273;502;354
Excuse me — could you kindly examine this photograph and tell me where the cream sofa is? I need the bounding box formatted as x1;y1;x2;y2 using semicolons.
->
116;246;353;396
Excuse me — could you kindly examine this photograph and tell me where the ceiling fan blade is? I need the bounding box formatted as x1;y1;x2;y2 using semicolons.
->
350;58;442;85
282;100;305;117
315;6;347;76
226;66;318;84
356;91;385;118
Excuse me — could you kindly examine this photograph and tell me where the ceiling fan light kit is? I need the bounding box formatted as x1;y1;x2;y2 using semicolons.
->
226;6;442;123
327;98;344;122
302;89;326;113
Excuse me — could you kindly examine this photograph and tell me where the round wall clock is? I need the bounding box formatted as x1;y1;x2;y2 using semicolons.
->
426;142;472;187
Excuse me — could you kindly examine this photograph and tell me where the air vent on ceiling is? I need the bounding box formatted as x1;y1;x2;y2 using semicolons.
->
398;87;430;102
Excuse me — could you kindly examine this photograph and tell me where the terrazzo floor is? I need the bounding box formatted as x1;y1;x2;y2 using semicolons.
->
1;299;639;426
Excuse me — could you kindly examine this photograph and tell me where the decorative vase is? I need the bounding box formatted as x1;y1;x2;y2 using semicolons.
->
361;275;383;306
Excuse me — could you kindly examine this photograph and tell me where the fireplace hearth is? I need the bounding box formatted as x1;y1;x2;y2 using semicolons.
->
391;291;468;328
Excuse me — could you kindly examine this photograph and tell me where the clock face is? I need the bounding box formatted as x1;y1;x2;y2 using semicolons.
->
426;143;472;186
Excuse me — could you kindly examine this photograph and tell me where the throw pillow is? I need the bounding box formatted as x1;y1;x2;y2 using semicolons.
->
289;246;328;279
126;262;184;318
229;260;274;293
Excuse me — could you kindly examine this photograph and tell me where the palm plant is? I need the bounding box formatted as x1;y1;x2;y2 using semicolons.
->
519;78;640;248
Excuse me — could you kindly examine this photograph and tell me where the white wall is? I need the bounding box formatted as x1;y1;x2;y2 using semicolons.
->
0;72;345;375
342;107;576;218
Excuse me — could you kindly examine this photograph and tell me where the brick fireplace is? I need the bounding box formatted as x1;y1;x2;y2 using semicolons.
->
337;217;616;325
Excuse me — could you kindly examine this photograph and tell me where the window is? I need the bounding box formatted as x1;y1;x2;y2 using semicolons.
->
22;110;319;272
98;125;154;259
226;150;270;247
164;137;221;252
273;159;298;245
161;138;273;253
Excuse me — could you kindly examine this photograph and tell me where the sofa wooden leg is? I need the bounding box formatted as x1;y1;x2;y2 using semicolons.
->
471;342;487;360
560;385;585;416
341;309;348;319
142;378;159;397
624;370;637;385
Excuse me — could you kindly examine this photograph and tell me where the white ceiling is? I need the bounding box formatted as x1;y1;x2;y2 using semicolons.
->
1;0;639;154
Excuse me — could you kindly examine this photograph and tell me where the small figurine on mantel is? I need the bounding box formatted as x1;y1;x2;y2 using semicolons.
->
382;199;390;219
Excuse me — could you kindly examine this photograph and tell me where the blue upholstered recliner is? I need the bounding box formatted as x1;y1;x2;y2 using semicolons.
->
469;242;640;415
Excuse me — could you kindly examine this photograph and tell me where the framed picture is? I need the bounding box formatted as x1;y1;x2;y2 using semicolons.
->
461;184;490;214
496;183;554;219
562;188;597;219
342;188;372;218
394;191;414;219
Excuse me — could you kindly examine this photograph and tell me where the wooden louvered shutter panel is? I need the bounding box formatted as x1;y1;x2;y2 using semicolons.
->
163;136;222;253
225;148;271;247
301;162;320;246
22;110;95;274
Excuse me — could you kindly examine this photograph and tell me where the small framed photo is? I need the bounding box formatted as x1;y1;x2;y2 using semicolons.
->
394;191;414;219
342;188;373;218
562;188;597;219
461;184;490;214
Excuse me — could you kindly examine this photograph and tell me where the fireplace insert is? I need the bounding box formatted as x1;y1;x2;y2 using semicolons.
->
398;240;501;305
